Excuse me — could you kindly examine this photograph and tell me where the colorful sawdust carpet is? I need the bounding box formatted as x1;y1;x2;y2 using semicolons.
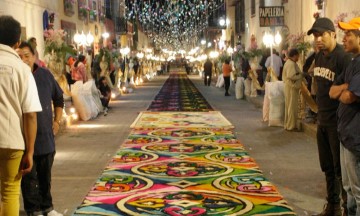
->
147;74;213;111
73;127;295;215
130;111;233;129
73;71;294;215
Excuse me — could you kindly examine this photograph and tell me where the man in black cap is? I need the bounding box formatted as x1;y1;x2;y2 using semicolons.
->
308;17;352;216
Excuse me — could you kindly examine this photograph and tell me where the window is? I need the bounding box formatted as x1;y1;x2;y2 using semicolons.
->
235;1;245;34
251;0;256;17
208;3;226;29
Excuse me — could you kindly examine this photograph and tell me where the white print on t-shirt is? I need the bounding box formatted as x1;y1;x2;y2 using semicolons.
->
314;67;335;81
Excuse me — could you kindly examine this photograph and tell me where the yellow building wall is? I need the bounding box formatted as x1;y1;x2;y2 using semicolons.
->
0;0;105;59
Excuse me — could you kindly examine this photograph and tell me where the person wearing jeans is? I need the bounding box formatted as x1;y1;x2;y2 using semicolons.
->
17;41;64;216
330;17;360;216
308;17;352;216
222;58;232;96
21;152;56;215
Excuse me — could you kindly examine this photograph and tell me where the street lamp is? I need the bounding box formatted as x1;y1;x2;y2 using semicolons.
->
102;32;109;39
102;32;110;48
227;47;234;61
219;18;226;27
73;31;94;53
136;52;144;59
209;50;219;59
262;31;282;68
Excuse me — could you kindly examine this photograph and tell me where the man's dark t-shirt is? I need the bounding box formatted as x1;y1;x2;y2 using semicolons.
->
335;55;360;154
314;44;352;126
33;64;64;155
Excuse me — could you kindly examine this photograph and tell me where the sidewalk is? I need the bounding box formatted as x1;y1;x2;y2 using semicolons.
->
243;91;317;139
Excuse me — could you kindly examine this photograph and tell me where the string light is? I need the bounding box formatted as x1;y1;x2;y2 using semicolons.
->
125;0;225;50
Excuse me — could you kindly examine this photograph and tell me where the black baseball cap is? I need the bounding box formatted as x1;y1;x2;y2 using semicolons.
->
307;17;335;35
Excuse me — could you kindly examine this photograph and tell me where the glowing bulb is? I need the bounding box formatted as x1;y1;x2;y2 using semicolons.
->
70;107;76;113
74;31;81;44
111;93;116;99
275;31;282;45
219;18;226;26
86;32;94;44
72;113;78;120
102;32;109;39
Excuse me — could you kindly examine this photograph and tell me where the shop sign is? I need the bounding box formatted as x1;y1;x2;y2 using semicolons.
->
259;6;284;27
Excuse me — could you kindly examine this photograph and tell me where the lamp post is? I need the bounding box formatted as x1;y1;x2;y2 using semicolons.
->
262;31;282;68
73;31;94;54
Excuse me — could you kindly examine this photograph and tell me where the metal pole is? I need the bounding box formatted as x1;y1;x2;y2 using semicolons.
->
270;43;274;69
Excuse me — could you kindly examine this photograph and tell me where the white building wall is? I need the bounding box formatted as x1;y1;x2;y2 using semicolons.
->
241;0;360;52
137;30;149;50
0;0;59;58
0;0;103;59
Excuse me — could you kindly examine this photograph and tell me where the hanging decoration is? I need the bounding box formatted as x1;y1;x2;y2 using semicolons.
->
125;0;224;51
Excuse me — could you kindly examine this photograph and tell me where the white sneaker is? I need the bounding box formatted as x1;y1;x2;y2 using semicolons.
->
47;210;63;216
104;107;108;116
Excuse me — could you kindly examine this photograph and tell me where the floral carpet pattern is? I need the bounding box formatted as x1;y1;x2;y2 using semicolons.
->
73;72;295;215
130;111;233;129
147;73;213;112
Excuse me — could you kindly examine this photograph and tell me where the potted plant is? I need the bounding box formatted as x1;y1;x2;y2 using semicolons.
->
79;5;90;20
64;0;75;16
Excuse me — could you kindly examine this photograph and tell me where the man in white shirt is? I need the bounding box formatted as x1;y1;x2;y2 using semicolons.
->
265;49;283;79
0;15;42;216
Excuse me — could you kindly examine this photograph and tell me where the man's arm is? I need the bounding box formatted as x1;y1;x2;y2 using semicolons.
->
329;83;348;99
51;72;64;135
21;112;37;175
339;89;359;104
52;107;63;136
330;83;359;104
